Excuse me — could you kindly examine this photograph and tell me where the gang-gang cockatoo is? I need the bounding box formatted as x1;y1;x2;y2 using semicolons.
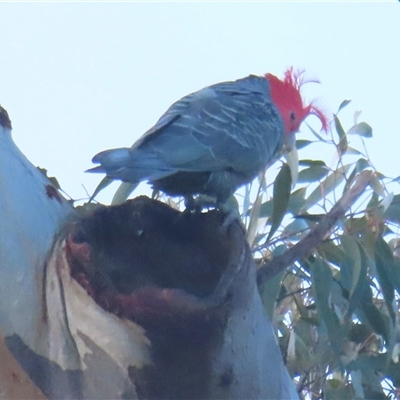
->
88;68;328;208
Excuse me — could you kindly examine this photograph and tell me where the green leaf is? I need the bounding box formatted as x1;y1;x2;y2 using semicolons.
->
342;159;371;196
287;187;307;214
317;240;346;268
304;164;352;210
387;359;400;387
297;165;329;183
293;318;315;349
334;114;348;155
345;216;369;235
257;187;306;218
267;163;292;241
375;237;400;299
345;146;366;156
242;183;252;217
354;110;362;124
347;242;369;316
337;99;352;114
282;218;309;239
373;238;398;356
384;193;400;224
260;245;287;319
324;382;354;400
347;354;388;400
310;257;343;354
258;200;272;218
340;235;362;297
369;173;385;197
358;285;391;343
355;158;371;173
296;139;313;150
246;187;263;247
112;182;138;205
89;176;114;202
299;159;327;167
286;328;318;373
347;122;373;138
306;122;327;142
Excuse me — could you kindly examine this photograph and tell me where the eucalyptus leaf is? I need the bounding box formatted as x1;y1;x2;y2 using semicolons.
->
317;240;346;267
342;159;369;196
299;159;327;167
324;382;354;400
334;114;348;155
369;173;385;197
310;257;343;354
344;146;365;156
347;242;369;316
340;235;362;297
246;188;263;247
267;163;292;241
384;193;400;224
260;247;287;319
287;187;307;214
258;200;273;218
306;122;328;142
375;237;400;299
89;176;114;202
373;239;398;358
298;165;329;183
337;99;352;113
359;286;391;343
304;164;352;210
282;218;309;239
296;139;314;150
347;122;373;138
112;182;138;205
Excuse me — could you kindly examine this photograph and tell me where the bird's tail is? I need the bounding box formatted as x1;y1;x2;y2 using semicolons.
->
87;147;177;202
87;147;132;176
87;148;139;203
88;147;175;182
88;147;151;182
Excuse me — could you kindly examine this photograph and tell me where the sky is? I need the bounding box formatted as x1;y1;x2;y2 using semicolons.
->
0;2;399;205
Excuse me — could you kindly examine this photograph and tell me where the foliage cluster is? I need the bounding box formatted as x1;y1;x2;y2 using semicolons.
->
95;100;400;400
246;101;400;400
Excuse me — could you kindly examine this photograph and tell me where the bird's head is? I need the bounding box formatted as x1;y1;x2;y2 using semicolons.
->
265;67;329;135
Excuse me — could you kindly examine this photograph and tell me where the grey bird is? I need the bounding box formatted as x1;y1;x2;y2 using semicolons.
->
88;69;327;208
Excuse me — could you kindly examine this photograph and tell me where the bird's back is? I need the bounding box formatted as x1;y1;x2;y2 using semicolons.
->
90;75;285;202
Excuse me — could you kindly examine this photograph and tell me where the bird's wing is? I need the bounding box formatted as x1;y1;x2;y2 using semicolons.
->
132;75;284;175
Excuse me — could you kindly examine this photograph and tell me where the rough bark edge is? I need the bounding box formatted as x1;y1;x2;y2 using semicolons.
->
0;331;47;400
257;170;373;286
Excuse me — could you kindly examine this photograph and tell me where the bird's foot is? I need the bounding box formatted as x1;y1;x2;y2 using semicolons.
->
183;195;245;235
217;204;245;235
184;195;218;213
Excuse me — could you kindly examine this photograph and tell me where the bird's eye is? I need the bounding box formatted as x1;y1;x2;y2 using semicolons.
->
290;112;296;121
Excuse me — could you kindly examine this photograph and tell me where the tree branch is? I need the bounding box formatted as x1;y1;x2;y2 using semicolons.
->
257;170;373;287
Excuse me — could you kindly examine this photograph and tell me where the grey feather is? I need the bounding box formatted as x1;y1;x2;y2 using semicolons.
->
89;75;285;203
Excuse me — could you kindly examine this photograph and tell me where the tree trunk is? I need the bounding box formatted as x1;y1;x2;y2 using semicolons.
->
0;106;298;399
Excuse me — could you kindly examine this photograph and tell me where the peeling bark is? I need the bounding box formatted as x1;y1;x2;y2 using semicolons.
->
0;106;298;399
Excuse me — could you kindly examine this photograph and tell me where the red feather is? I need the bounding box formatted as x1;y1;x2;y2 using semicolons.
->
265;67;329;134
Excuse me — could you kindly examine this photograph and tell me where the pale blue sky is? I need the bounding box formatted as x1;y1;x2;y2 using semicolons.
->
0;2;399;204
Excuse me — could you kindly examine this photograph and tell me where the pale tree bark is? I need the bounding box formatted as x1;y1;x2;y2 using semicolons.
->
0;106;298;399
